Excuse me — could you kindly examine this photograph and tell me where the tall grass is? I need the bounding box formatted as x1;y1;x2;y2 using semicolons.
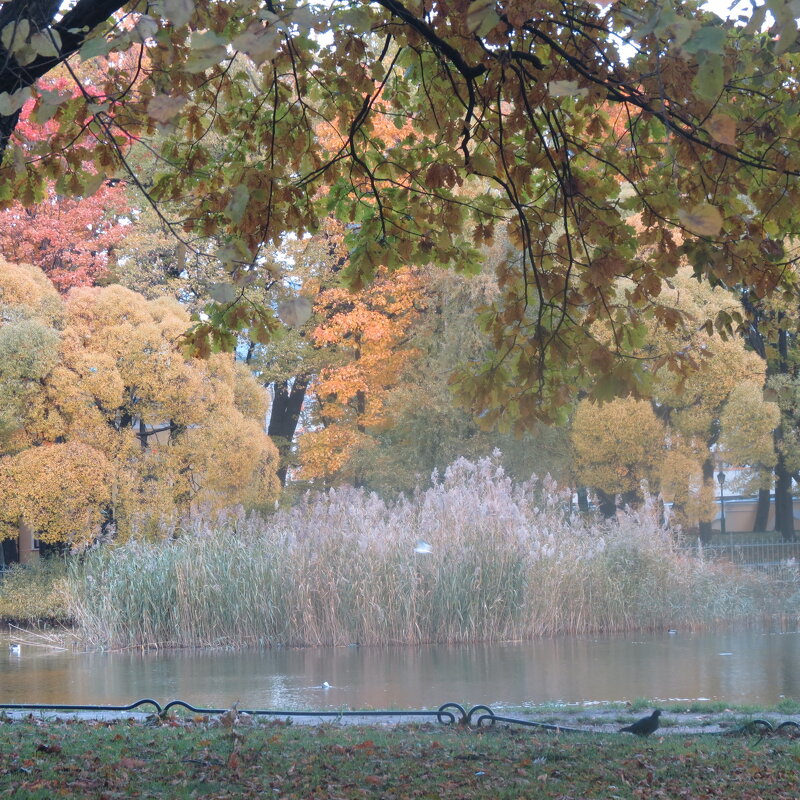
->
0;559;71;625
67;456;786;650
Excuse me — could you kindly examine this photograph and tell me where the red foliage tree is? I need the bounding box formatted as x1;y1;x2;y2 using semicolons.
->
0;79;128;291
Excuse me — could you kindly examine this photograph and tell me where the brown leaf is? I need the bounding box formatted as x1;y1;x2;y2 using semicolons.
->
707;113;736;146
119;758;146;769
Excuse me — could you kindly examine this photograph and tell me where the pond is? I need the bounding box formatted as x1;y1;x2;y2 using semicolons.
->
1;627;799;712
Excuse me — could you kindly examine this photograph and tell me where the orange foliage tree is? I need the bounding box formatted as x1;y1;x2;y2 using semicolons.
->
297;264;426;485
0;259;280;547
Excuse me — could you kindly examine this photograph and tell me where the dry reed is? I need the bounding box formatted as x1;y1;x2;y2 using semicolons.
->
67;456;784;650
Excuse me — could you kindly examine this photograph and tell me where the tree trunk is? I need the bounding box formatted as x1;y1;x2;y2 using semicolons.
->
772;328;796;540
753;488;771;533
697;458;715;544
595;489;617;518
17;520;38;565
774;442;795;541
577;487;589;513
1;536;17;566
268;376;310;486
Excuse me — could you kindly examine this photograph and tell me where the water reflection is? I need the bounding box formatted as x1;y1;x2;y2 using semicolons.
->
1;629;799;710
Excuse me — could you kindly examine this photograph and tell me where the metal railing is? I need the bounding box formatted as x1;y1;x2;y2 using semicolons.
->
687;537;800;576
0;699;797;737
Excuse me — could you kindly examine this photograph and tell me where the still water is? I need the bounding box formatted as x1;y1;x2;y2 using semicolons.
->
2;629;799;711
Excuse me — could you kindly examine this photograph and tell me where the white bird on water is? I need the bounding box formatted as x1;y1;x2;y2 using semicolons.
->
9;643;20;656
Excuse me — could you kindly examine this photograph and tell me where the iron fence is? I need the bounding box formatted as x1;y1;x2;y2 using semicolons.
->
685;536;800;576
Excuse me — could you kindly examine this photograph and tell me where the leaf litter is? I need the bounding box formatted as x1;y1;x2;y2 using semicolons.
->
1;712;799;798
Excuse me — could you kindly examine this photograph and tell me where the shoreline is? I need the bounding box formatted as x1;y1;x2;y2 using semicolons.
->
1;705;797;735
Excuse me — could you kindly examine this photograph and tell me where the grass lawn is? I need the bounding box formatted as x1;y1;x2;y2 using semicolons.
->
1;716;799;798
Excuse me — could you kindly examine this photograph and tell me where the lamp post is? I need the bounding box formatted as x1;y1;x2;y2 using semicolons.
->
717;470;727;536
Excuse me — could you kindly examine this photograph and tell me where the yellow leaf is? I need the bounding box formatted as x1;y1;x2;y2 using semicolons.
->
466;0;500;36
707;112;736;146
678;203;723;237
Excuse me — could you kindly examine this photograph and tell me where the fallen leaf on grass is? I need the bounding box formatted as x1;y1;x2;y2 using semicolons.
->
354;740;375;750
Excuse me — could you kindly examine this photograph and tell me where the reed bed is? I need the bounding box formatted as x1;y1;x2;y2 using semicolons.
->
67;456;787;650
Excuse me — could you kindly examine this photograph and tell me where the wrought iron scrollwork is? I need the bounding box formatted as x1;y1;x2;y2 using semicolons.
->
0;699;796;737
434;703;495;727
728;719;800;737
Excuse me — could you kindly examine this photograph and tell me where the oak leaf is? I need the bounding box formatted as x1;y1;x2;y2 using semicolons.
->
466;0;500;35
707;113;736;146
678;203;723;237
147;94;188;123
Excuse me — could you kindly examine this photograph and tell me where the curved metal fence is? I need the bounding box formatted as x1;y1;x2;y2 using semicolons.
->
0;699;797;737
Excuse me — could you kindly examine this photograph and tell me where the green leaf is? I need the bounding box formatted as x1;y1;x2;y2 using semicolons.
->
691;54;724;102
466;0;500;36
164;0;194;27
79;34;113;61
1;18;30;54
208;282;239;303
682;25;726;55
224;184;250;224
147;94;188;123
548;80;588;98
80;171;106;197
232;25;280;66
336;7;373;33
0;88;31;116
277;297;313;327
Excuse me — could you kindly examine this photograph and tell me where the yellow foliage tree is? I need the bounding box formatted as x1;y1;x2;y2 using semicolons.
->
718;381;781;493
0;442;113;545
573;269;778;533
572;398;665;514
0;260;280;545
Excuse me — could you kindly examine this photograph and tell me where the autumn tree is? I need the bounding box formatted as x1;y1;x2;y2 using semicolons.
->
733;285;800;539
572;397;665;517
344;250;574;494
297;263;426;484
571;269;779;534
0;79;129;291
0;0;800;423
0;259;281;548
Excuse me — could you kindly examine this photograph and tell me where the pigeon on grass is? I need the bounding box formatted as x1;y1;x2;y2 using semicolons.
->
619;709;662;737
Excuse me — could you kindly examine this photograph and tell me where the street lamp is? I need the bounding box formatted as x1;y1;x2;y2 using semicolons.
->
717;470;727;536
